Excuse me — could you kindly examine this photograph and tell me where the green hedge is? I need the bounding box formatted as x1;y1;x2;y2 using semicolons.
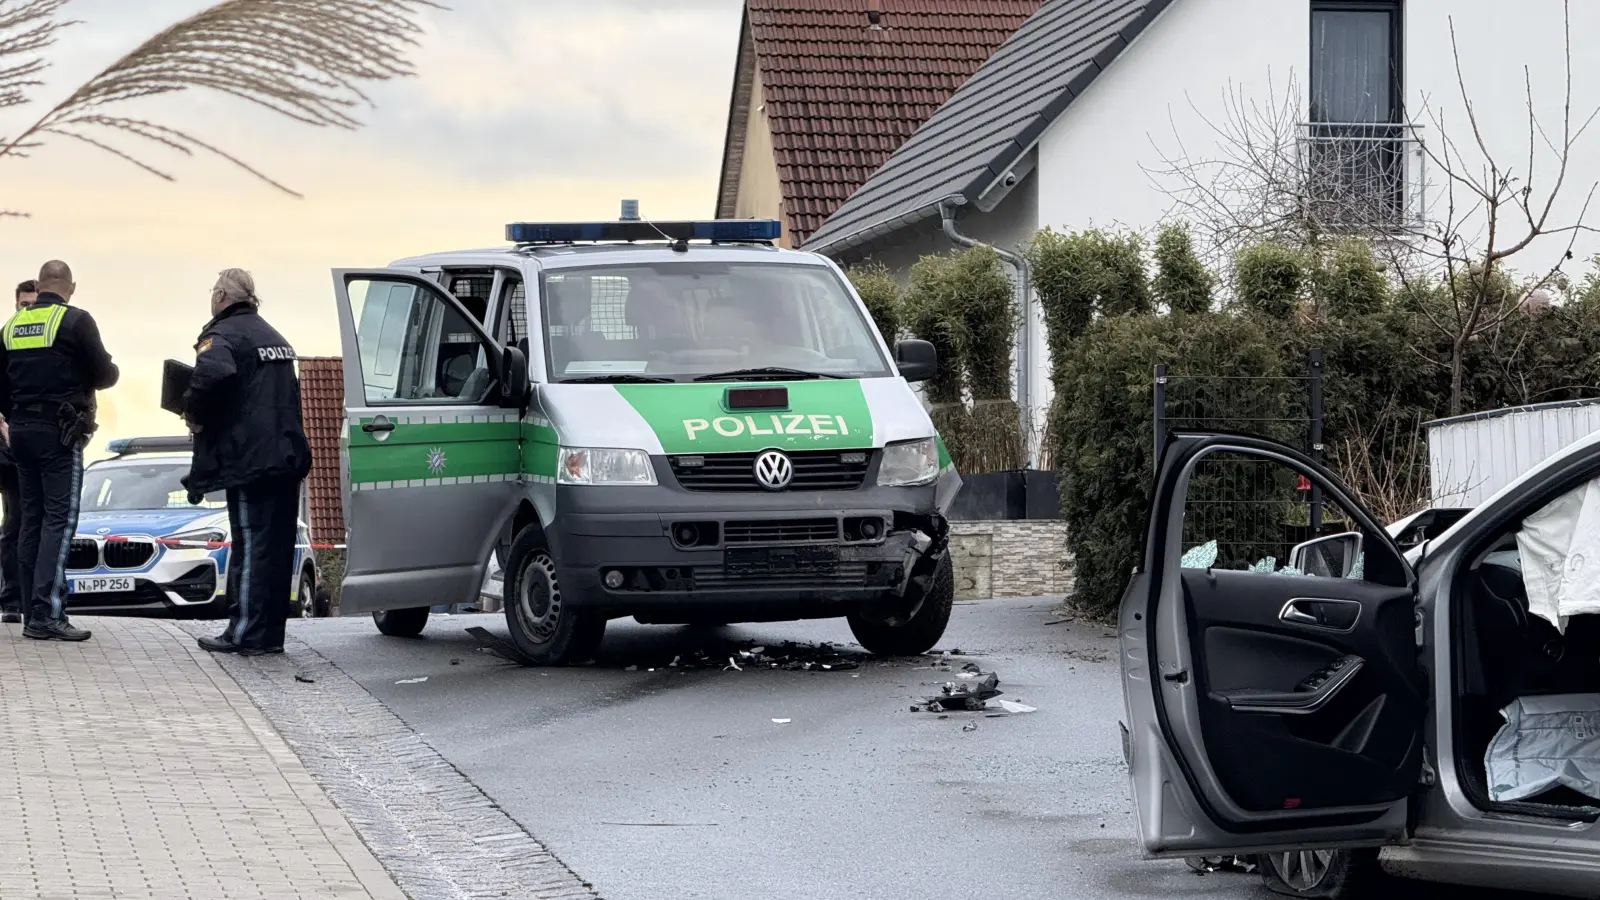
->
1040;227;1600;617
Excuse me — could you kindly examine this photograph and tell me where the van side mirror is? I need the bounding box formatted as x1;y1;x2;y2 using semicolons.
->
1289;532;1363;578
497;343;530;409
895;339;937;383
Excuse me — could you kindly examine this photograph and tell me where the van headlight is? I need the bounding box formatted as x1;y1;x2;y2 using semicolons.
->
558;448;657;486
877;438;939;487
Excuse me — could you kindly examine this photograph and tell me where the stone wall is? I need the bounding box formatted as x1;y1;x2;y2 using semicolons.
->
948;520;1072;600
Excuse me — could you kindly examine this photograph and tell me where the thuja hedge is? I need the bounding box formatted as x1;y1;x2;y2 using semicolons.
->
1041;225;1600;617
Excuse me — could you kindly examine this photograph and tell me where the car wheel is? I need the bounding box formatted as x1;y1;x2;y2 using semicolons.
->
295;570;317;618
372;607;430;638
1261;848;1379;898
502;525;605;666
846;552;954;656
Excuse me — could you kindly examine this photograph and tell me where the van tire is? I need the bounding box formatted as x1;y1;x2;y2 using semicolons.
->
1260;849;1380;898
373;607;430;638
503;526;605;666
847;553;954;656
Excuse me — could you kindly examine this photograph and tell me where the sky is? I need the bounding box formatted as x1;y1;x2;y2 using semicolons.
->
0;0;744;454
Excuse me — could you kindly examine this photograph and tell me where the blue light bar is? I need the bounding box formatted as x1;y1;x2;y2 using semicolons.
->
505;219;782;244
107;435;194;456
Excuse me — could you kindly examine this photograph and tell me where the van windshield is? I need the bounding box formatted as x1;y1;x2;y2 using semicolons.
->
538;262;893;382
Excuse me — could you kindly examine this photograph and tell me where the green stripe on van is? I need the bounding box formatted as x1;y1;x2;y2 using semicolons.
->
614;381;873;455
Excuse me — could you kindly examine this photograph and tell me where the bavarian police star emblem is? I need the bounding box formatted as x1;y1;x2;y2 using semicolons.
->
197;337;213;354
426;447;447;475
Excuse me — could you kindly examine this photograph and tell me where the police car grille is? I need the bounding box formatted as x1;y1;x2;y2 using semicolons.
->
670;450;871;492
722;519;839;544
67;539;99;570
103;541;155;569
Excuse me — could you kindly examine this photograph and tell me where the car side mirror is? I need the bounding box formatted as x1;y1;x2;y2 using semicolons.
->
895;339;937;383
1289;532;1363;578
497;343;530;409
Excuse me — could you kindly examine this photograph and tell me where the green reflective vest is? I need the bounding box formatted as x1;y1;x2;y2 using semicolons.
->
2;304;67;351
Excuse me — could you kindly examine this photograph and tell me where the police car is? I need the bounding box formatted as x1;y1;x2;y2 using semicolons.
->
66;436;325;619
332;205;962;665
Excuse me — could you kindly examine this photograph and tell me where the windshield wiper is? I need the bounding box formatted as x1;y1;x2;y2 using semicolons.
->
692;367;843;382
558;374;675;384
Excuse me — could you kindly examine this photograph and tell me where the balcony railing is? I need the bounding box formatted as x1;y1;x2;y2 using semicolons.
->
1296;122;1425;234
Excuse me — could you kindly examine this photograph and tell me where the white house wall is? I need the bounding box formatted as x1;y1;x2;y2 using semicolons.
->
1030;0;1600;414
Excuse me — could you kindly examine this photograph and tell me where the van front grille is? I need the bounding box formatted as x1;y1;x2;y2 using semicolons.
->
670;450;871;492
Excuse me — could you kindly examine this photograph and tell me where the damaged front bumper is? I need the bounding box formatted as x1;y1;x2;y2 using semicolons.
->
547;480;949;624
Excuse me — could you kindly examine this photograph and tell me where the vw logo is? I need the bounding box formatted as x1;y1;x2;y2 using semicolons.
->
753;449;794;491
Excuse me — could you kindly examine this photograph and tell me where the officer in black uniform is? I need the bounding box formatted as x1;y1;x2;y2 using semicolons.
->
0;279;37;624
182;268;311;655
0;261;118;641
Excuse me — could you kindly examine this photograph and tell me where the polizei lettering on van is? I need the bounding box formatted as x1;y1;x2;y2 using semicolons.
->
683;414;850;441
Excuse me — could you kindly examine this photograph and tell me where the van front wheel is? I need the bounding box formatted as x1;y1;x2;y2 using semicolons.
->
847;553;954;656
503;526;605;666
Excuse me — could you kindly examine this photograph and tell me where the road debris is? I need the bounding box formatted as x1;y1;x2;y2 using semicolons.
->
771;718;791;724
962;721;979;733
463;626;521;663
990;700;1037;714
395;677;429;685
293;673;315;684
1186;856;1257;875
913;672;1002;712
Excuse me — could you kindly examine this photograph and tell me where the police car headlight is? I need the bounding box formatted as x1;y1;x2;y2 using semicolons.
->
557;448;657;486
877;438;939;487
171;528;227;547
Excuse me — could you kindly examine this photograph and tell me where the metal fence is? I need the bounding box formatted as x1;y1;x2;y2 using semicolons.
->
1155;349;1337;569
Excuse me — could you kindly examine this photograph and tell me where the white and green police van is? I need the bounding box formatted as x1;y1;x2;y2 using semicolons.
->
333;208;961;665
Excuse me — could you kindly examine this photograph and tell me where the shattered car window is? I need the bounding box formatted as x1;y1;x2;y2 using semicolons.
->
1175;450;1368;580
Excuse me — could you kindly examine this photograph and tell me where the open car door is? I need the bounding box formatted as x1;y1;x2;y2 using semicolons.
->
1120;433;1426;858
332;269;528;615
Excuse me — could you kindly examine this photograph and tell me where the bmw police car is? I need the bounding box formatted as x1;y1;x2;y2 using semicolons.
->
65;436;324;619
332;205;962;665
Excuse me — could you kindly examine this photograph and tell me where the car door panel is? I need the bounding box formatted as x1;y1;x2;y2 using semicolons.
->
1122;433;1426;857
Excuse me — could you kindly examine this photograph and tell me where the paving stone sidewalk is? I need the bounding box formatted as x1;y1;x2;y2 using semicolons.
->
0;617;410;900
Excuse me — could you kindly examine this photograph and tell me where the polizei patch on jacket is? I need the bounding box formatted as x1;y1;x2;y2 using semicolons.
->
11;323;45;338
257;346;296;362
615;381;872;454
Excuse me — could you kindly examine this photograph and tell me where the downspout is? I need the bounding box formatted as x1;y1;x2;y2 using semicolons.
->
939;197;1036;468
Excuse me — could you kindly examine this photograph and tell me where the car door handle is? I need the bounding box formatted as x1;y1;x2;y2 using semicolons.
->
362;417;395;434
1280;598;1362;632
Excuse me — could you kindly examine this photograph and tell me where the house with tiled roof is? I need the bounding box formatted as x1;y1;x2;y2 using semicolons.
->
715;0;1046;248
805;0;1600;446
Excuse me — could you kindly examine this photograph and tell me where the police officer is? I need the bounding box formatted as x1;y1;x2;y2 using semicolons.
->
183;269;311;655
0;279;37;625
0;261;118;641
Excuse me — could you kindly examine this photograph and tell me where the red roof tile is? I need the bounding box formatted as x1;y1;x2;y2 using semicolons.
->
298;357;345;546
725;0;1045;244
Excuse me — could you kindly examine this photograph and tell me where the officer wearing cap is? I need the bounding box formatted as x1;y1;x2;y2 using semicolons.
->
182;269;311;656
0;279;38;625
0;261;118;641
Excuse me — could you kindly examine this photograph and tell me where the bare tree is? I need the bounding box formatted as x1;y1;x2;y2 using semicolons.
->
1395;0;1600;415
0;0;440;216
1147;1;1600;416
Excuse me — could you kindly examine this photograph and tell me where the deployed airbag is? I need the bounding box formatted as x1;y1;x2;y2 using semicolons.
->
1486;693;1600;803
1515;478;1600;633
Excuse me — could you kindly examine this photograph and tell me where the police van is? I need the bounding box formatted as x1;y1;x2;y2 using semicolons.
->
332;207;961;665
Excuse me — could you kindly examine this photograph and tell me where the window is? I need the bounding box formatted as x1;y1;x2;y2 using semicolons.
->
536;262;892;382
1305;1;1409;231
82;462;225;511
349;278;495;405
1178;450;1378;582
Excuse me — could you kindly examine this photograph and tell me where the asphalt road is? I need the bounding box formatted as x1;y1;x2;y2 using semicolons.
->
288;597;1540;900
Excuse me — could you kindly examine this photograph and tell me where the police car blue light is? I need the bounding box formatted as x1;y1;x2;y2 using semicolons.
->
505;204;781;245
